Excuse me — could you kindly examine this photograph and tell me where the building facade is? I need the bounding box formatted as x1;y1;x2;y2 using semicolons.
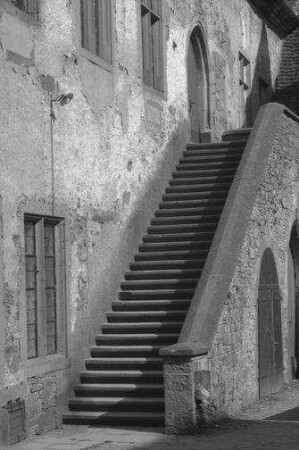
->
0;0;299;441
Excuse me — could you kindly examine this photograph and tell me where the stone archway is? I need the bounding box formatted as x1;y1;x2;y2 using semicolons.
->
187;25;210;143
258;248;284;397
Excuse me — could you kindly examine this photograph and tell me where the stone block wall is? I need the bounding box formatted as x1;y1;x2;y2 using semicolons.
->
208;111;299;417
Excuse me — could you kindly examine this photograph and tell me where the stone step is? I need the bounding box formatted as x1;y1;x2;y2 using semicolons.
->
151;214;221;225
172;167;237;178
120;279;198;291
159;198;226;210
169;174;234;185
155;206;223;217
118;289;195;300
80;369;164;384
102;322;184;334
222;130;251;142
182;149;244;158
139;241;211;252
62;410;165;426
162;191;228;201
143;232;214;242
90;345;163;357
176;160;239;171
185;140;247;150
112;299;192;311
130;259;205;270
95;333;179;345
85;357;163;370
165;183;231;193
147;223;217;234
107;310;187;323
69;397;165;412
134;249;209;261
74;383;164;397
125;268;201;279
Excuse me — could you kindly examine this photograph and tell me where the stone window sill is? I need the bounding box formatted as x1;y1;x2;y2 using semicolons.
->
80;47;113;74
143;82;167;102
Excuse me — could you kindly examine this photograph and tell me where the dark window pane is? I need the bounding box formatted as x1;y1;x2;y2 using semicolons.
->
25;222;35;256
27;324;37;358
81;0;112;62
12;0;39;19
25;257;37;289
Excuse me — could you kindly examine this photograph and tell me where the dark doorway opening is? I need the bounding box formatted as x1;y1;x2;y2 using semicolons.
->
258;248;284;397
187;26;210;143
289;223;299;379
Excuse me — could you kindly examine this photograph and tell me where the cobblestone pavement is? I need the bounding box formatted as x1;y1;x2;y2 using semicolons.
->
6;381;299;450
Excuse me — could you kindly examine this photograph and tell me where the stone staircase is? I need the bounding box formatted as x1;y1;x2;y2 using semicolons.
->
63;136;247;427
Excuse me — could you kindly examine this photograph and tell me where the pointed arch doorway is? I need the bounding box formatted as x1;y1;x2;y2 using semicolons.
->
258;248;284;397
187;26;210;143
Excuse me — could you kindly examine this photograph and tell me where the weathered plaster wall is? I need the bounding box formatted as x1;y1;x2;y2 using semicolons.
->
208;112;299;416
0;0;284;436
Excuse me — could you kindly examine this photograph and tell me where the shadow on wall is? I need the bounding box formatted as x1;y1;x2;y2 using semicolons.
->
244;23;273;127
274;27;299;114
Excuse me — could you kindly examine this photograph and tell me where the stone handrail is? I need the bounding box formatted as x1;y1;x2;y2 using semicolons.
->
161;102;295;358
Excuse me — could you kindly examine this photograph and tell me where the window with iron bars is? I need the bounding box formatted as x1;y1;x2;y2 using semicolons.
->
11;0;39;19
24;214;66;359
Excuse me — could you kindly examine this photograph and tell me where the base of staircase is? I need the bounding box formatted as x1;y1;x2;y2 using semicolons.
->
62;411;165;426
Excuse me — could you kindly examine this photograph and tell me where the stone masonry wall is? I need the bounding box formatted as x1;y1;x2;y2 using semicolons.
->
208;112;299;417
0;0;283;437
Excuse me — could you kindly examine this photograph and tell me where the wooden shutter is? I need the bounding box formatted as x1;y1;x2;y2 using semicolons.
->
142;8;153;86
81;0;97;54
100;0;112;62
152;9;163;91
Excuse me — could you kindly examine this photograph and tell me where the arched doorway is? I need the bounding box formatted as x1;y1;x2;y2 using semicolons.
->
289;224;299;378
187;26;210;143
258;248;283;397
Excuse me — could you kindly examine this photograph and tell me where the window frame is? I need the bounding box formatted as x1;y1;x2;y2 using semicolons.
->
141;0;165;93
239;52;251;126
24;213;67;363
78;0;114;72
11;0;39;20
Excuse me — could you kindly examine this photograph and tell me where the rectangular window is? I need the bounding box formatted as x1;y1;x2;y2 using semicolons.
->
80;0;112;64
24;214;65;359
141;0;164;92
11;0;39;19
239;52;251;126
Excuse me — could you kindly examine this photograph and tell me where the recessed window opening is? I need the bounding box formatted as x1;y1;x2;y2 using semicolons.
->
141;0;164;92
11;0;39;19
80;0;112;63
24;214;65;359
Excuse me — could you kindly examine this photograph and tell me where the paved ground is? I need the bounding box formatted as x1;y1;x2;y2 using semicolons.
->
5;381;299;450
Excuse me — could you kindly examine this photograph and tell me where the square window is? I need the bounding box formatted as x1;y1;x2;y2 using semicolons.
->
80;0;112;64
141;0;164;92
24;214;66;359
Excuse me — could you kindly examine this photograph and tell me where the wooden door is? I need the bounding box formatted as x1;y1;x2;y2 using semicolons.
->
258;249;283;397
187;40;200;142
